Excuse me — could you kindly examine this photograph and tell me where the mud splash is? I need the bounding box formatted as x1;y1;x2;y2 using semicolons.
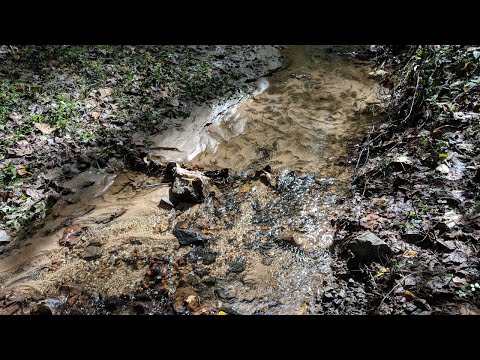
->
0;46;386;315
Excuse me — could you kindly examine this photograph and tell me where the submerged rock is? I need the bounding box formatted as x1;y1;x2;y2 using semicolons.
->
30;303;53;315
81;246;102;260
347;232;392;262
228;256;246;273
173;221;209;245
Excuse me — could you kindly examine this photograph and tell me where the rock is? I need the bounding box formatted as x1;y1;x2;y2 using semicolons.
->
173;221;209;246
436;164;449;174
194;268;209;278
347;232;392;262
0;230;10;243
81;246;102;260
169;171;210;205
216;283;237;300
278;230;302;247
88;239;102;247
277;230;312;251
262;257;273;266
30;303;53;315
202;276;216;285
228;256;246;273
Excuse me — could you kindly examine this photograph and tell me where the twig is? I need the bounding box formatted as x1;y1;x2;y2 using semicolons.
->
403;65;421;123
375;275;408;312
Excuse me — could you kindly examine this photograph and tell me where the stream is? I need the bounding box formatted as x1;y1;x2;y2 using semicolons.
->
0;46;386;314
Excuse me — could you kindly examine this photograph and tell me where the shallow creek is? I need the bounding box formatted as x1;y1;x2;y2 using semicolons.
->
0;46;385;314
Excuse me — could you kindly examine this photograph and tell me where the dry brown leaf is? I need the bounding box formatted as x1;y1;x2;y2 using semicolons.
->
59;224;87;246
403;249;418;258
34;122;55;135
17;165;28;176
8;113;22;121
0;304;20;315
98;88;112;98
9;140;33;156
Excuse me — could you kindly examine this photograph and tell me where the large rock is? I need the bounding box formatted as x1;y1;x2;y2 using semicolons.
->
173;221;209;246
169;166;210;205
347;232;392;262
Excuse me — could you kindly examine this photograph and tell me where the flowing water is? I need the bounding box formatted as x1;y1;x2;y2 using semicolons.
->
0;46;386;314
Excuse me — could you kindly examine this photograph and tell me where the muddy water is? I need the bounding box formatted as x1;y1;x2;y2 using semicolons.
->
187;45;382;181
0;46;384;314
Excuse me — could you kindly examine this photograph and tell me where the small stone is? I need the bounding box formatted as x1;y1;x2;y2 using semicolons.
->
81;246;102;260
202;276;216;285
88;239;102;247
194;268;209;278
216;283;237;300
436;164;449;174
30;303;53;315
404;302;417;313
262;257;273;266
187;274;201;286
228;256;246;273
278;230;307;248
173;221;209;246
0;230;11;243
62;164;72;174
347;232;392;262
404;276;417;287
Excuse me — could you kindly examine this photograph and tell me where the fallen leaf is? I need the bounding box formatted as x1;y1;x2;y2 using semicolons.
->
26;188;43;199
403;249;417;258
442;211;462;229
17;165;28;176
8;113;22;121
393;155;413;165
9;140;33;156
240;184;251;193
403;291;415;299
67;294;79;307
458;305;480;315
91;111;100;119
443;250;468;264
59;224;86;246
0;304;20;315
34;122;55;135
218;311;228;315
374;267;389;278
98;88;112;98
452;276;465;285
360;213;386;229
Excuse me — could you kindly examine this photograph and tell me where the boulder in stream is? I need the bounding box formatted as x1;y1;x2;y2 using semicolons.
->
169;166;211;206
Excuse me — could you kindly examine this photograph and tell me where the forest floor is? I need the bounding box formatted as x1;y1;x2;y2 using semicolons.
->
0;45;281;237
328;46;480;314
0;45;479;315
